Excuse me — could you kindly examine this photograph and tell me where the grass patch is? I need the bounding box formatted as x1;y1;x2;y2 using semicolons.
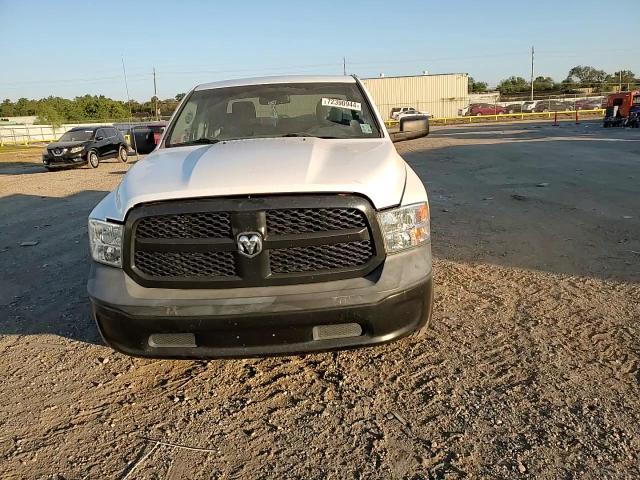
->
0;144;45;154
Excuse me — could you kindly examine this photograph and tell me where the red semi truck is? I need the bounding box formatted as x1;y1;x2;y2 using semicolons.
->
606;91;640;118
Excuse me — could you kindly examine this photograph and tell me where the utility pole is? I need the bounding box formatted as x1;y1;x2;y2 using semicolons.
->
121;57;138;158
619;70;622;91
530;46;535;101
153;67;158;120
343;57;346;76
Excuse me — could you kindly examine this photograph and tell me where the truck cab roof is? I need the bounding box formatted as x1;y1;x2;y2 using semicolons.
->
195;75;357;91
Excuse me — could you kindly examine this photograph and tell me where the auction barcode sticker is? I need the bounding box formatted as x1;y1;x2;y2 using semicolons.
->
321;98;362;111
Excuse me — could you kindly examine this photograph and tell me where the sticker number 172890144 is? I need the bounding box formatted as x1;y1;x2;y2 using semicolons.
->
321;98;362;111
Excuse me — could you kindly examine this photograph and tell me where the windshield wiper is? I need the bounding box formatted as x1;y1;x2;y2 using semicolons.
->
168;137;220;148
279;133;339;139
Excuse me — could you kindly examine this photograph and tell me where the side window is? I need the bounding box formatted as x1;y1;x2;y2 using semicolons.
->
106;127;115;137
95;129;105;139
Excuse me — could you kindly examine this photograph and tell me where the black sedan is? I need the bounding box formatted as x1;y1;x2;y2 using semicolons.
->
42;126;128;171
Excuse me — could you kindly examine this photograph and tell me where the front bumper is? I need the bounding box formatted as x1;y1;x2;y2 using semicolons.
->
43;153;86;166
88;244;433;359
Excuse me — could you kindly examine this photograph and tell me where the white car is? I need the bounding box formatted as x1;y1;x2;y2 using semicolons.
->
397;110;429;120
87;75;433;359
522;101;538;112
390;106;418;120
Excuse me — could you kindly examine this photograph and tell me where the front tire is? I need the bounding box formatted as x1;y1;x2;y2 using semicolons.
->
118;145;128;163
88;150;100;169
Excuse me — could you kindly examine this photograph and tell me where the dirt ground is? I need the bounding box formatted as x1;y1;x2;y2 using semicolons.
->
1;120;639;479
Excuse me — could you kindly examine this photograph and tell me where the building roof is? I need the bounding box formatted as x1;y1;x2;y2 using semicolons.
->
362;73;468;81
195;75;356;91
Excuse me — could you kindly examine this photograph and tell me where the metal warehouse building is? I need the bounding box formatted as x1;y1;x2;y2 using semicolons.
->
362;73;469;119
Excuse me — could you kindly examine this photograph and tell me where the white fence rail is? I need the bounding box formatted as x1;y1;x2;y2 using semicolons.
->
0;123;112;146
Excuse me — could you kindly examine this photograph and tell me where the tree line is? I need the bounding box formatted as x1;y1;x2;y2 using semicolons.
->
470;66;638;95
0;94;187;126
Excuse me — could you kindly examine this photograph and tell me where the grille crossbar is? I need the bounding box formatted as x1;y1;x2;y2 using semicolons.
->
124;196;385;288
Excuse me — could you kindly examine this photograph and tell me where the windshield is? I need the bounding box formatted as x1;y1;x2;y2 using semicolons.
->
59;130;94;142
166;82;381;147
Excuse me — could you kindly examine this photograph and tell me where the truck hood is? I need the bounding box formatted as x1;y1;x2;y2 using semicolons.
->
108;137;405;220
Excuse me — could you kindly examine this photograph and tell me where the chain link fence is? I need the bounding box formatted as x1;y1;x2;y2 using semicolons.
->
0;124;113;146
0;117;171;146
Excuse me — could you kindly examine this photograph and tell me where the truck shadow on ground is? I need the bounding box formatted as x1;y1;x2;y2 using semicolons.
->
0;161;48;175
0;159;141;176
0;191;108;345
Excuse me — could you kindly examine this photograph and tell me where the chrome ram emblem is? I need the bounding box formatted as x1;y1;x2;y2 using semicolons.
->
237;232;263;258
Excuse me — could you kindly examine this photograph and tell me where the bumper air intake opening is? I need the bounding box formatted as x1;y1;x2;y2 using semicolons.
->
312;323;363;341
148;333;197;348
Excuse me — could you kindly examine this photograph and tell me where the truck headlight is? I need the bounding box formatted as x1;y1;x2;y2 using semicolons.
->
377;202;430;253
88;219;123;267
69;146;84;154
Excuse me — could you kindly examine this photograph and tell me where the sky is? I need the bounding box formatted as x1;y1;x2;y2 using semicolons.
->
1;0;638;102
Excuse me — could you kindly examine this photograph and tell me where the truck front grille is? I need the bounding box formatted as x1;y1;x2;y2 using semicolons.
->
124;196;385;288
269;241;374;274
266;208;367;235
136;212;231;239
134;250;236;278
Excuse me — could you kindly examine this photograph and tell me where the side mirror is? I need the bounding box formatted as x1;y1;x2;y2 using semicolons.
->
390;115;429;143
96;136;104;141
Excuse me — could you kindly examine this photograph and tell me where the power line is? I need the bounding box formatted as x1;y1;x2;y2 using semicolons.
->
3;46;638;87
0;51;551;87
0;62;342;87
0;73;150;86
3;47;639;100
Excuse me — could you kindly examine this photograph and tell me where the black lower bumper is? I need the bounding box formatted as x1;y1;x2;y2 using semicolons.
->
43;155;86;167
91;277;433;359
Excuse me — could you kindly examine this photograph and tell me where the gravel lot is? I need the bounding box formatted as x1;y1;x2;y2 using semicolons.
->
1;120;639;479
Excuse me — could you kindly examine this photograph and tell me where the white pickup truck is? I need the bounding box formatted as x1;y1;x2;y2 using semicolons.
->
390;106;417;120
87;75;433;359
